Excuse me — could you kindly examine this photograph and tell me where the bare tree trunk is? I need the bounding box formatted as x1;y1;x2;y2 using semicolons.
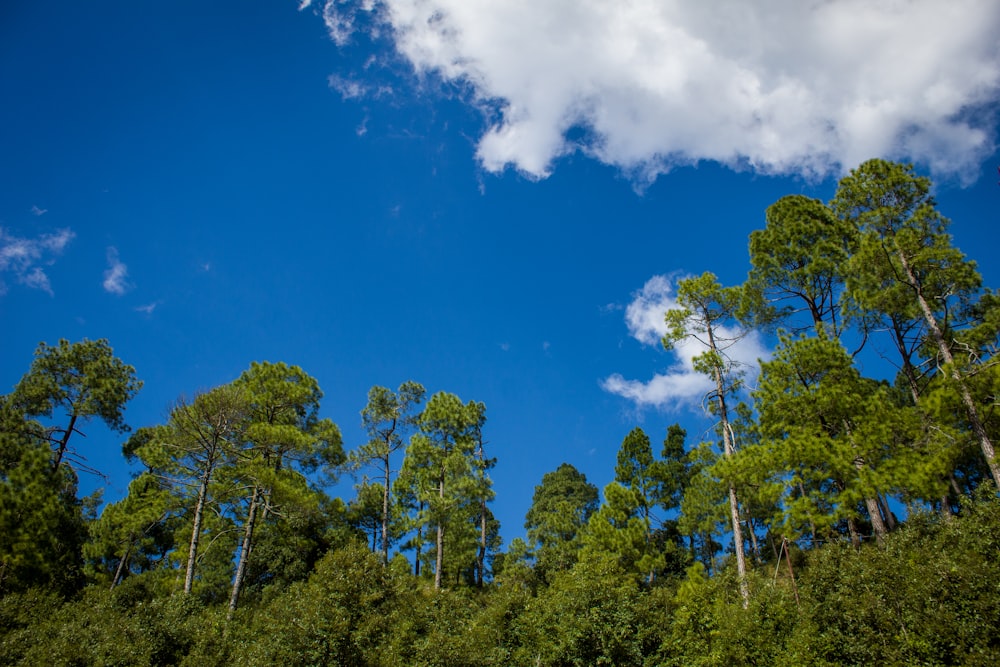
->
864;495;887;547
381;452;391;564
184;473;211;594
707;321;749;608
228;485;260;618
111;544;131;590
878;493;897;531
477;499;487;588
843;417;887;546
434;477;444;590
52;413;78;471
747;518;762;565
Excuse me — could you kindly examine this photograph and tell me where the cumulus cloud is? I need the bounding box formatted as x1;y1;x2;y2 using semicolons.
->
312;0;1000;182
102;247;131;295
601;275;769;409
0;227;74;295
625;274;680;346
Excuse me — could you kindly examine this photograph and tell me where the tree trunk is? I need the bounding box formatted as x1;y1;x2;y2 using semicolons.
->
863;494;887;547
798;480;818;543
477;499;487;588
747;518;762;565
843;418;887;546
381;452;391;564
707;320;749;608
878;493;897;531
847;516;861;549
184;472;211;594
52;413;78;471
434;476;444;590
898;250;1000;488
111;544;131;590
414;523;422;577
228;485;261;618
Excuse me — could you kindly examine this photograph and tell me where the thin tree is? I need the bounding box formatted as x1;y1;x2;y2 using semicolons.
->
663;272;751;606
353;382;425;563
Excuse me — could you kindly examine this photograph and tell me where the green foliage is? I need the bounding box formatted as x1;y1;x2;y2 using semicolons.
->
514;552;645;666
749;334;922;540
84;472;176;588
746;194;856;336
353;381;426;562
524;462;599;584
2;586;208;666
792;493;1000;665
0;440;88;595
10;338;142;472
1;338;140;595
398;392;492;588
232;542;391;666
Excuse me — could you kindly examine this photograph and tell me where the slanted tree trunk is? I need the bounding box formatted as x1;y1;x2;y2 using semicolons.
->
184;471;211;594
878;494;897;531
863;493;887;547
897;251;1000;488
111;544;131;590
228;485;261;618
52;413;78;471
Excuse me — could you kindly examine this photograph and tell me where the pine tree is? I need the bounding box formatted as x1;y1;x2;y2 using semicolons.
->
663;272;753;605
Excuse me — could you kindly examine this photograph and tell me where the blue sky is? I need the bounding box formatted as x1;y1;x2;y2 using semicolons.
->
3;0;1000;547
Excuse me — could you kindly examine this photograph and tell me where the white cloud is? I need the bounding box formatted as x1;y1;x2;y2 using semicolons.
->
135;301;159;316
318;0;1000;182
624;274;681;346
22;267;53;294
328;74;367;100
0;227;74;295
30;205;47;216
102;247;131;295
602;275;770;409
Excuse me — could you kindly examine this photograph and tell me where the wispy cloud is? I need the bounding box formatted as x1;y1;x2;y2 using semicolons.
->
134;301;159;316
328;73;393;101
0;227;75;296
30;205;47;216
328;74;367;100
318;0;1000;183
601;275;769;410
102;246;131;295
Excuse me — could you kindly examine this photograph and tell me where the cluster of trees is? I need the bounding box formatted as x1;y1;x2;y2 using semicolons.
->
2;158;999;664
0;345;497;610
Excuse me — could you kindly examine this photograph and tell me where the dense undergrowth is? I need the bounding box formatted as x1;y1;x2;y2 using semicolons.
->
3;493;998;667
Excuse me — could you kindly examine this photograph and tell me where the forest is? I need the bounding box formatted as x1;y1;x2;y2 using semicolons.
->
2;158;1000;666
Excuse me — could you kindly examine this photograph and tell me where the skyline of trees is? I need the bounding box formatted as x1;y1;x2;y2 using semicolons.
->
2;158;999;664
